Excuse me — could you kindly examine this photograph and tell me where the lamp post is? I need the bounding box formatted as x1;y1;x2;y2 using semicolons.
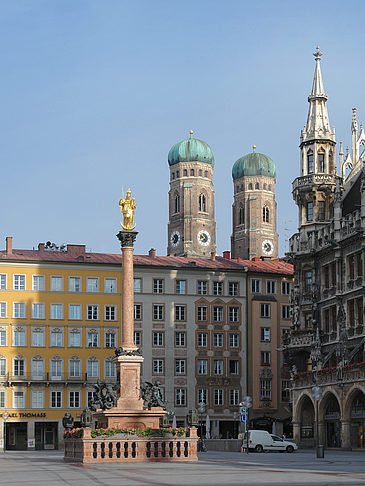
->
241;396;252;454
233;411;238;439
312;386;324;458
3;412;8;453
198;401;206;452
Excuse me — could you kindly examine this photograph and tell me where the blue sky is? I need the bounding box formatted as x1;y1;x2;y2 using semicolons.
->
1;0;365;256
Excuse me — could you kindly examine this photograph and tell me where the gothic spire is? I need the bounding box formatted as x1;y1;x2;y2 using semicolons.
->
301;47;335;144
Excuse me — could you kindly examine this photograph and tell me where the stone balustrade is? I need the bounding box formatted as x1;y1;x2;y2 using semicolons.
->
64;428;198;463
289;334;313;347
293;365;365;388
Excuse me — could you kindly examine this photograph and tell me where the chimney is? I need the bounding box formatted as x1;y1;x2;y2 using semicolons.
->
223;251;230;260
149;248;156;257
67;244;86;255
210;251;216;261
6;237;12;255
38;243;45;252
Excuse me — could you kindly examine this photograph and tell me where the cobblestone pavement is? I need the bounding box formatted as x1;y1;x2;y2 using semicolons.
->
0;450;365;486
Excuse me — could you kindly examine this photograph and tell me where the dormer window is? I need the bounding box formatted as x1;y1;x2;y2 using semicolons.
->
307;153;314;174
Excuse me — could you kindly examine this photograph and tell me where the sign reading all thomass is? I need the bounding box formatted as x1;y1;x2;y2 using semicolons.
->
0;412;46;419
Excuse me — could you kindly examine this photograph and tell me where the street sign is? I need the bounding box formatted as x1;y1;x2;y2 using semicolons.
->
241;414;247;423
240;406;247;415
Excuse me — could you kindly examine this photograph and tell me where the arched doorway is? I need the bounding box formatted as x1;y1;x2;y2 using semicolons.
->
298;394;315;447
349;390;365;449
323;393;341;448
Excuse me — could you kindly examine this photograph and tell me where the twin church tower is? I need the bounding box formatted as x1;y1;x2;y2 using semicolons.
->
167;132;278;259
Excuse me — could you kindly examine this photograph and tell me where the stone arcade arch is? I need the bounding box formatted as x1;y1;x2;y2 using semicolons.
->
295;393;315;447
320;391;342;448
344;387;365;449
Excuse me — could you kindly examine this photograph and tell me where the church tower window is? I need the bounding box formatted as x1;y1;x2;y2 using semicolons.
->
183;169;187;176
190;169;195;176
263;183;267;190
307;152;314;174
255;183;259;190
307;202;313;222
199;194;206;212
263;206;269;223
199;169;202;176
318;201;325;221
239;206;244;225
248;183;253;190
175;195;180;214
318;152;325;172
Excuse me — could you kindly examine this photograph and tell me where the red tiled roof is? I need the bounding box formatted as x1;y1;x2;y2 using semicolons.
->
237;258;293;275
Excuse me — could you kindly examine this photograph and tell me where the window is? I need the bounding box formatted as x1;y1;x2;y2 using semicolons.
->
197;306;207;321
307;153;314;173
255;183;259;190
190;169;195;176
183;169;187;176
261;351;271;365
229;333;239;348
104;278;116;293
0;274;6;290
282;305;291;319
14;358;24;376
69;277;81;292
14;330;25;346
176;280;186;294
239;205;244;225
229;282;239;297
260;328;271;342
31;390;43;408
134;331;142;346
305;270;312;292
199;194;206;212
174;194;180;213
69;358;80;377
51;329;62;347
260;304;271;318
69;304;81;320
197;359;208;375
32;329;44;346
153;304;164;320
153;332;163;347
213;333;223;347
214;389;223;406
213;282;223;296
13;275;25;290
32;303;45;319
213;306;224;322
69;391;80;408
175;332;186;347
105;305;116;321
251;279;261;293
87;359;99;378
105;360;116;378
177;170;180;178
229;389;240;406
197;333;208;347
32;275;45;291
281;380;290;401
134;303;142;320
51;391;62;408
175;388;186;406
213;360;223;375
307;202;313;222
51;304;63;319
87;331;98;347
153;279;163;294
0;331;6;346
51;358;62;378
105;332;116;348
204;170;207;177
0;390;5;407
229;360;239;375
153;359;164;375
198;389;208;405
281;281;291;295
69;331;81;347
0;358;6;376
266;280;276;294
87;305;99;320
14;391;25;408
32;358;44;378
248;183;253;190
51;276;63;291
134;278;142;293
0;302;6;318
13;302;26;318
199;170;202;177
229;306;239;323
175;305;186;321
318;201;325;221
197;280;208;295
87;391;96;408
318;152;325;172
260;379;272;399
87;278;99;292
175;359;186;375
263;206;269;223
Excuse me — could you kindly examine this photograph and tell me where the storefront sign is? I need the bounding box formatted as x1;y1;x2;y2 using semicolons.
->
28;439;35;448
325;413;340;420
0;412;46;419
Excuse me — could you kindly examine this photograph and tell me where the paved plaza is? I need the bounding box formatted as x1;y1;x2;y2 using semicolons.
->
0;450;365;486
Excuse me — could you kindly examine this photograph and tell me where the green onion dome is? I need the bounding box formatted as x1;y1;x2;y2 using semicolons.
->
232;150;276;181
168;137;214;167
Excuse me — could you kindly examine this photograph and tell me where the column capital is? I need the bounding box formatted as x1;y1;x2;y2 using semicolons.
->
117;230;138;248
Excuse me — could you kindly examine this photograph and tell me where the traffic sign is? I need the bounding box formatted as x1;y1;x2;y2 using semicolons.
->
240;414;247;423
240;406;247;415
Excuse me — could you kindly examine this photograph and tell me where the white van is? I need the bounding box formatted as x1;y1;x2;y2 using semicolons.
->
244;430;297;453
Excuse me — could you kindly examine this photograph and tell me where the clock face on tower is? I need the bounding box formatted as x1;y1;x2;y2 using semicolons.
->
170;231;180;247
197;230;211;246
262;239;274;256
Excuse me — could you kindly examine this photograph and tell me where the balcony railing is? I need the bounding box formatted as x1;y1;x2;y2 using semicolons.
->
0;373;116;383
293;363;365;388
